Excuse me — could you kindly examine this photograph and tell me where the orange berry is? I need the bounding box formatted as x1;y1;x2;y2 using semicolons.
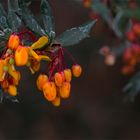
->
52;96;61;107
43;81;56;101
59;82;71;99
126;31;136;42
123;47;133;62
121;65;135;75
8;34;20;50
7;85;17;96
72;64;82;77
1;79;9;88
36;74;48;91
15;46;29;66
54;72;65;87
64;69;72;82
133;23;140;36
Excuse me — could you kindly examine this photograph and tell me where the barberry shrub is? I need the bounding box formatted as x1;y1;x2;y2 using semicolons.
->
0;0;96;106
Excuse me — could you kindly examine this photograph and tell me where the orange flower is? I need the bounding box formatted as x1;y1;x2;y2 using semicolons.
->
0;60;7;81
64;69;72;82
9;71;21;86
1;79;9;89
8;34;20;50
54;72;65;87
52;96;61;107
15;46;29;66
72;64;82;77
59;82;71;99
36;74;48;91
7;85;17;96
43;81;56;101
133;23;140;36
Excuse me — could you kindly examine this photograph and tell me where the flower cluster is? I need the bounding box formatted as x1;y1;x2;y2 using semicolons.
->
122;22;140;75
99;46;116;66
36;46;82;107
0;31;82;106
0;33;50;97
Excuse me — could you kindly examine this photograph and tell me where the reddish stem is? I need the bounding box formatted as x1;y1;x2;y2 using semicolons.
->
17;30;37;42
62;47;77;64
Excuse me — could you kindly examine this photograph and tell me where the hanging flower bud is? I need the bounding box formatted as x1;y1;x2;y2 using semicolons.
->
37;74;48;91
133;23;140;36
1;79;9;89
59;82;71;99
15;46;29;66
54;72;65;87
123;47;133;63
7;85;17;96
105;54;116;66
43;81;56;101
0;60;6;81
72;64;82;77
121;65;135;75
64;69;72;82
8;34;20;50
126;31;136;42
52;96;61;107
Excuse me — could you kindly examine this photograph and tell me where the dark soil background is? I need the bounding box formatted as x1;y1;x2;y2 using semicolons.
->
0;0;140;139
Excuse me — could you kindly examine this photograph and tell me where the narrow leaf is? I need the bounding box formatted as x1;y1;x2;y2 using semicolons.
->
0;3;9;30
56;20;96;47
7;0;21;32
18;0;45;36
40;0;55;38
123;71;140;101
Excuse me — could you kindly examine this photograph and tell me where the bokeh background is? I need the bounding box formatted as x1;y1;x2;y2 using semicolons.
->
0;0;140;139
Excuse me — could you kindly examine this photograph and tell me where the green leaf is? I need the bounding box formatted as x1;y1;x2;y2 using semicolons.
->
124;9;140;20
123;71;140;102
92;2;112;25
7;0;22;32
40;0;55;38
18;0;45;36
0;3;9;30
91;2;122;37
112;11;131;38
56;20;96;47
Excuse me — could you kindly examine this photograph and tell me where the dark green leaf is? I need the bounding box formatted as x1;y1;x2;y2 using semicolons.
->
56;20;96;47
124;9;140;20
0;3;9;30
113;11;131;37
7;0;21;32
18;0;45;36
91;2;122;37
92;2;112;25
40;0;55;38
123;71;140;102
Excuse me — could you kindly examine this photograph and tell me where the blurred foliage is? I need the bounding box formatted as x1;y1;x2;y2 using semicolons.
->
82;0;140;101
